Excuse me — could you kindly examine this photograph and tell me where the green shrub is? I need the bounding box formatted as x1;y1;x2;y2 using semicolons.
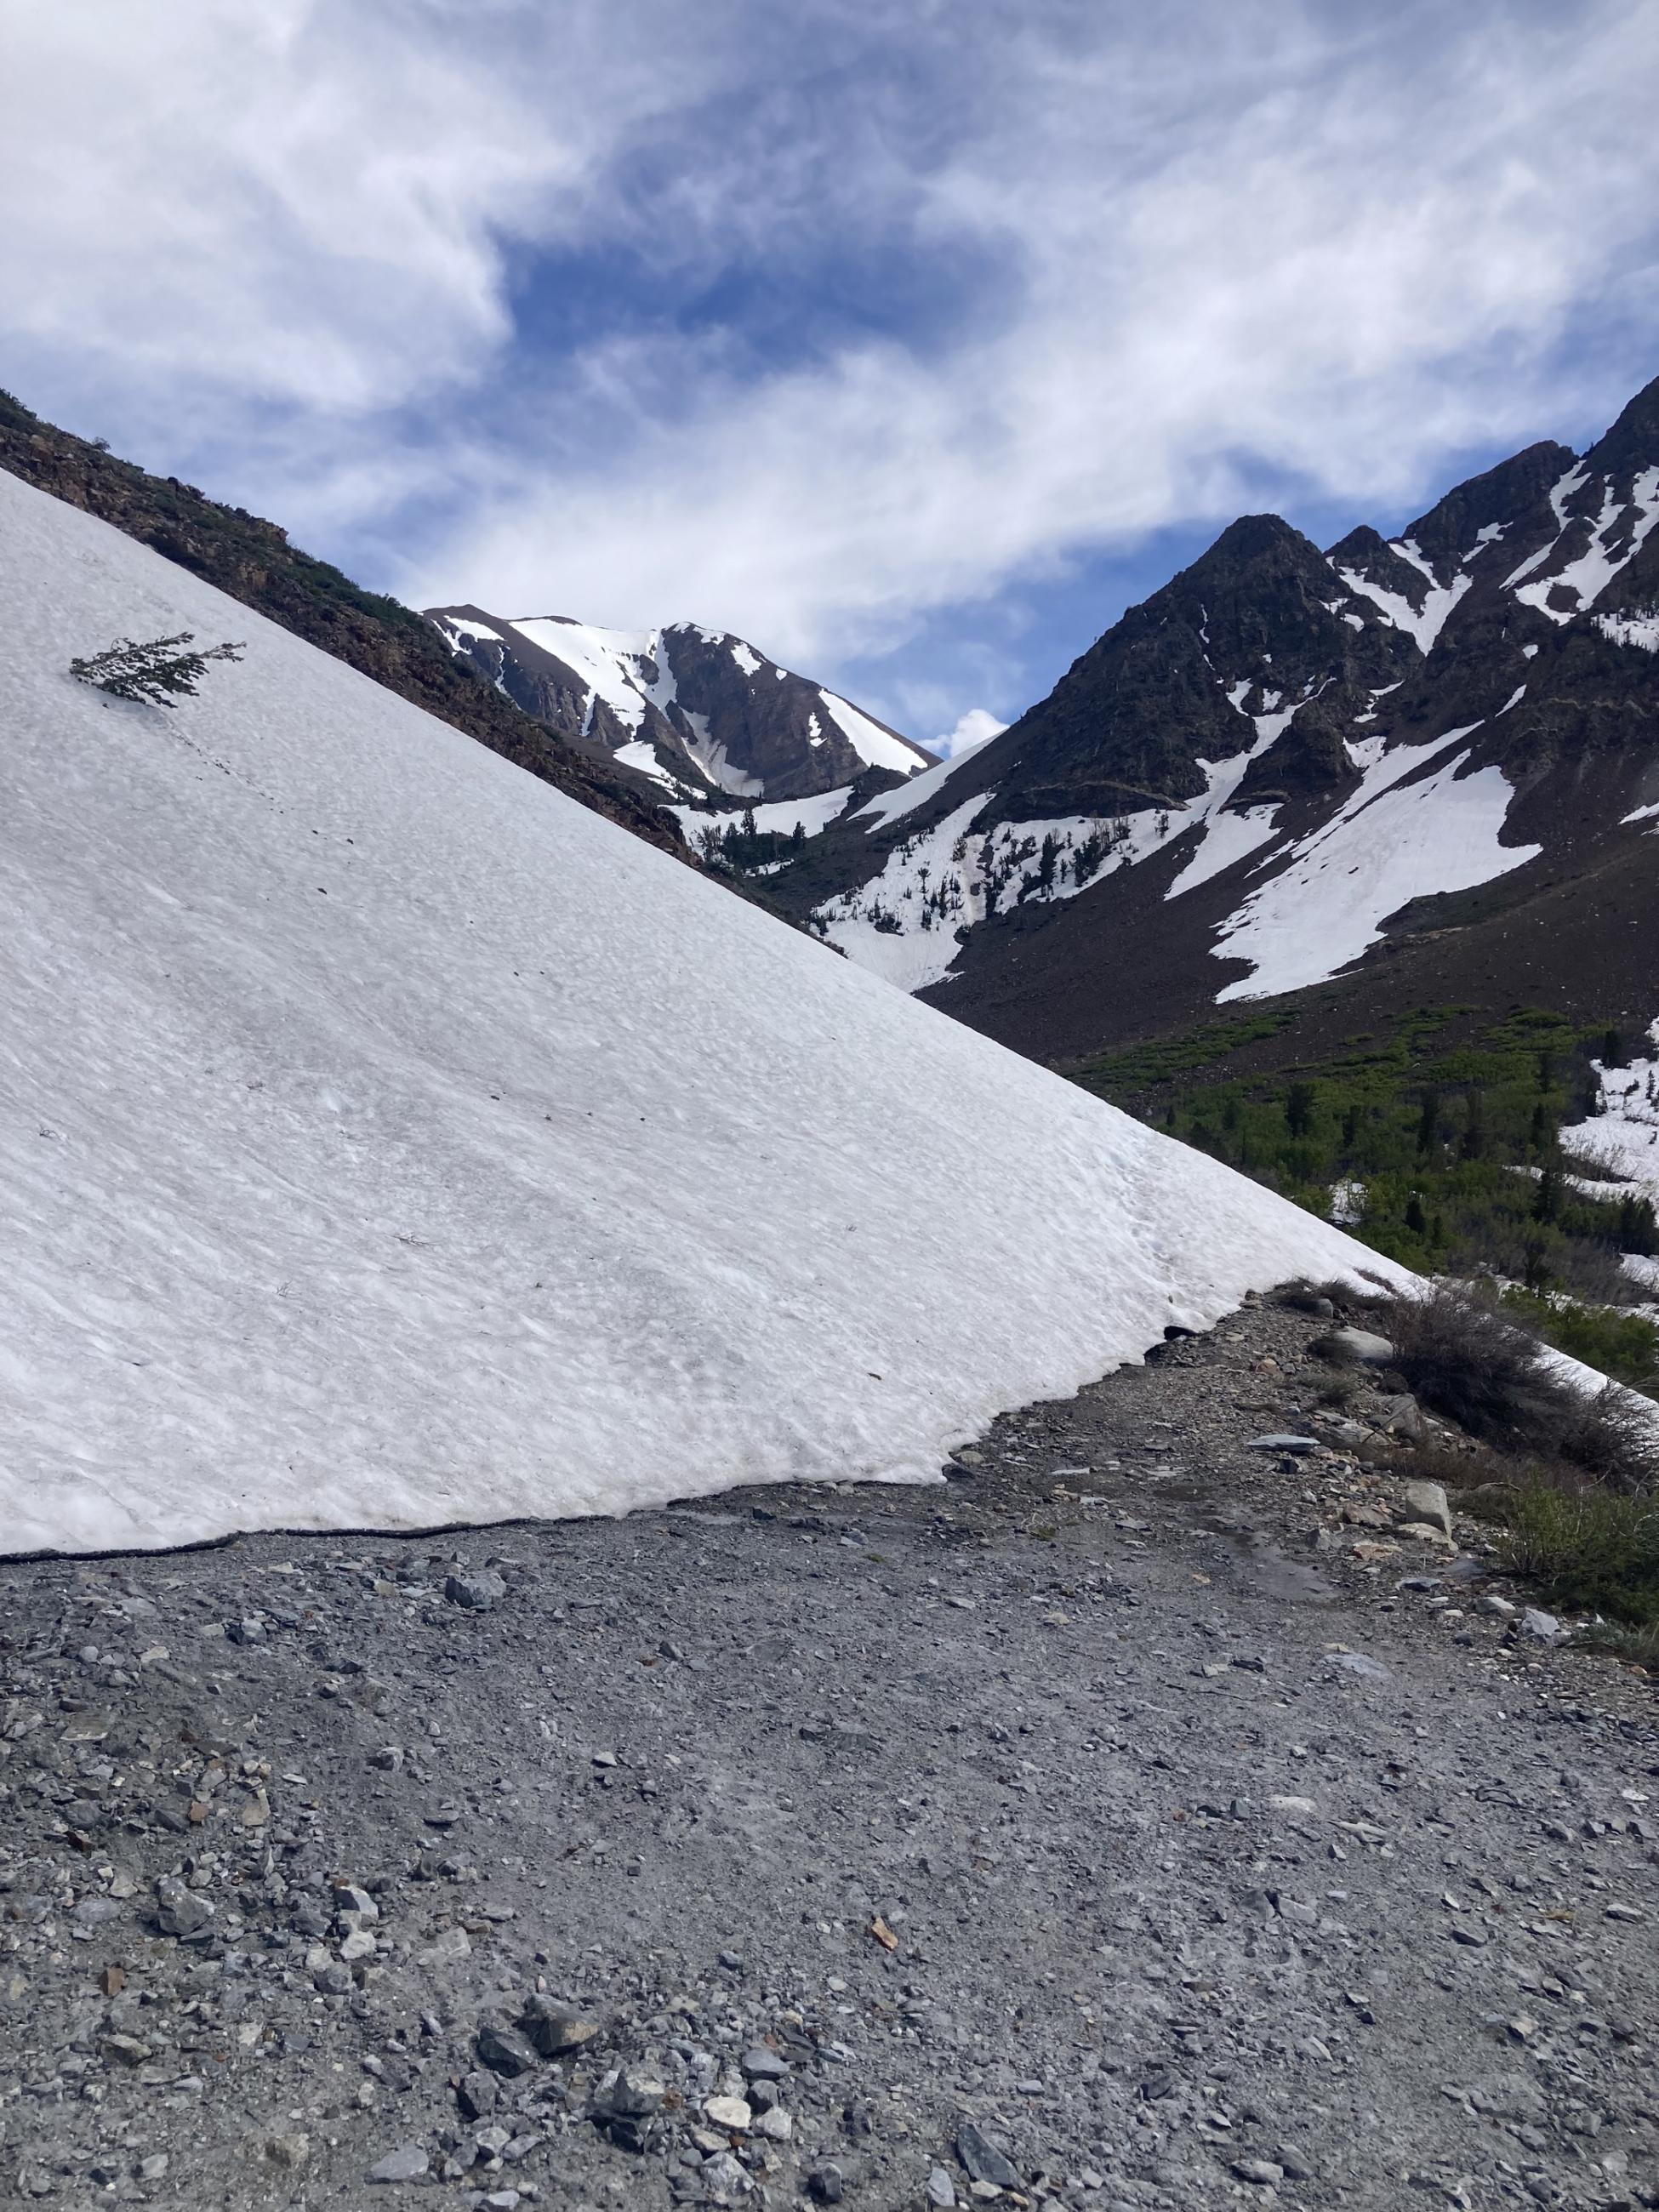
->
1500;1289;1659;1391
1495;1482;1659;1625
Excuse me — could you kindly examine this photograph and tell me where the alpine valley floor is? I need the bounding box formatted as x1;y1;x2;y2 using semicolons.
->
3;1297;1654;2212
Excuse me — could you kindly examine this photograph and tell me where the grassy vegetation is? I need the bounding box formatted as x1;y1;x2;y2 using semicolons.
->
1499;1289;1659;1391
1071;1005;1657;1306
1492;1483;1659;1628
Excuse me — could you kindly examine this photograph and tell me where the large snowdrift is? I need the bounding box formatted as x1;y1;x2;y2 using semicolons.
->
0;471;1410;1554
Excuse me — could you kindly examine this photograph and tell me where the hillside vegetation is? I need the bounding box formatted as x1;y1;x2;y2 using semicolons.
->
1072;1003;1659;1386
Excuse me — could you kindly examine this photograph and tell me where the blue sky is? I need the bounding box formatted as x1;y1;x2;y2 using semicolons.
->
5;0;1659;750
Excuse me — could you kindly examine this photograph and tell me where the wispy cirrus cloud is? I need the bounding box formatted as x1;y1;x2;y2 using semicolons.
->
4;0;1658;726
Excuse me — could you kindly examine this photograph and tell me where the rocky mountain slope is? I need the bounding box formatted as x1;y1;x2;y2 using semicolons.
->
761;377;1659;1064
426;605;932;807
1;463;1405;1555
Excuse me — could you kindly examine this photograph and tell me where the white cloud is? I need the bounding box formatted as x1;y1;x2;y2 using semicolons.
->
933;708;1007;758
5;0;1659;699
0;0;742;425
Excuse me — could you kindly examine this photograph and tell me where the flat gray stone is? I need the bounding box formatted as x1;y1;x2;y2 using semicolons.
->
367;2142;430;2184
445;1571;506;1611
955;2122;1020;2191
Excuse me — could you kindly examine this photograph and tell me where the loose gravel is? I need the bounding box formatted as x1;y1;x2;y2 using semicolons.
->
3;1293;1655;2211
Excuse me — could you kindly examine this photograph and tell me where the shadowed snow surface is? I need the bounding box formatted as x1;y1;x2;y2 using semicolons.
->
1;472;1408;1554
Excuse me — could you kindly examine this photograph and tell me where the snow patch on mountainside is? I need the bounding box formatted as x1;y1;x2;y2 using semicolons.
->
433;613;506;652
1166;806;1281;898
1160;721;1295;899
1;470;1412;1554
1559;1026;1659;1206
1598;612;1659;653
670;707;765;798
510;617;664;732
613;738;680;789
1211;731;1538;1001
1336;547;1470;654
671;787;858;844
853;740;994;832
1511;467;1659;622
816;689;928;775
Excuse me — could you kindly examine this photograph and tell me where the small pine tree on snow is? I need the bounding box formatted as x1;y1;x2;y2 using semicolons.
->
69;631;244;709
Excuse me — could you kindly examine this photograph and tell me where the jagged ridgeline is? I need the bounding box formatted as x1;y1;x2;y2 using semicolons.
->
757;376;1659;1077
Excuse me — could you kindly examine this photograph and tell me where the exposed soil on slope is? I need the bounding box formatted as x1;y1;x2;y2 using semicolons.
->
3;1302;1654;2212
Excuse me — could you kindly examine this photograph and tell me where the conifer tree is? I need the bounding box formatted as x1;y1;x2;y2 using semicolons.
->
70;632;244;708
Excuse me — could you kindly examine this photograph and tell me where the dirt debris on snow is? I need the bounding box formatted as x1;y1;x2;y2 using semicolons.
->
2;1295;1655;2212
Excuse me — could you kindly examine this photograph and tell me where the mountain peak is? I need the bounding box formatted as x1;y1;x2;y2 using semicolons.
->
1202;511;1313;562
425;602;930;805
1584;371;1659;476
1396;440;1579;574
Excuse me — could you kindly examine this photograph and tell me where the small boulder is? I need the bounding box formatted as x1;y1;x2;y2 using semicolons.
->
518;1995;601;2058
588;2067;664;2120
476;2019;539;2078
1401;1479;1452;1536
703;2150;755;2200
366;2142;430;2184
1520;1607;1564;1644
955;2122;1021;2191
444;1571;506;1611
1375;1392;1424;1440
739;2044;790;2082
457;2070;499;2121
152;1877;214;1939
1316;1326;1396;1366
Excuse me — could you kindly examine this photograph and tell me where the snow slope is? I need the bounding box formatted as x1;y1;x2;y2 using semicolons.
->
1211;732;1538;1002
0;470;1411;1555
